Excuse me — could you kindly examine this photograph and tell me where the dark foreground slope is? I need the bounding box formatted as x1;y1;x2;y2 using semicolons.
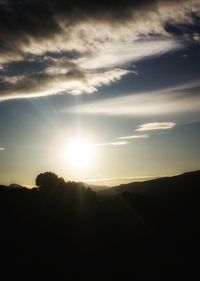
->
0;171;200;279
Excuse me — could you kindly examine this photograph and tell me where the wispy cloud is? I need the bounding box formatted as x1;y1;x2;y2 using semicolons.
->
93;134;149;147
68;80;200;117
79;39;181;70
93;141;128;147
137;122;176;131
117;134;149;140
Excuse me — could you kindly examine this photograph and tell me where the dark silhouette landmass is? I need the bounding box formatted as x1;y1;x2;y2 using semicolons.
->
0;170;200;279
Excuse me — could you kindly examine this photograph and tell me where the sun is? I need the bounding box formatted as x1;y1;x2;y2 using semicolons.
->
51;134;95;172
65;137;93;169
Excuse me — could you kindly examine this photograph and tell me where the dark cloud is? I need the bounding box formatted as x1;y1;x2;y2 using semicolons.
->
0;51;82;77
1;68;85;95
0;1;61;57
0;0;196;58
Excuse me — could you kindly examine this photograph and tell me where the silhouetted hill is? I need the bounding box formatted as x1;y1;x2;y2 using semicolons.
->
97;170;200;197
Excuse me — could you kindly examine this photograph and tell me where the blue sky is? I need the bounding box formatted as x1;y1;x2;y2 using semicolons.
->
0;0;200;186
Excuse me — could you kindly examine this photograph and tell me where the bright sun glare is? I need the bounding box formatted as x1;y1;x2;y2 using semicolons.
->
65;138;93;169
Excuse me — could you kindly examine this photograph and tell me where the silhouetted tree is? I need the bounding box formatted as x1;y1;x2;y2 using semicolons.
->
36;172;59;190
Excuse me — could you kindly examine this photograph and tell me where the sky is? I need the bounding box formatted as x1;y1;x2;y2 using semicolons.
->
0;0;200;186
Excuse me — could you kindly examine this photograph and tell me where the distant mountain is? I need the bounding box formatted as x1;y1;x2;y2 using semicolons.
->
84;182;110;191
0;183;26;190
8;183;26;189
97;170;200;197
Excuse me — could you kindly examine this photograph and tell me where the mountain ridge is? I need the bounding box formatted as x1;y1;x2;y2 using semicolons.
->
97;170;200;196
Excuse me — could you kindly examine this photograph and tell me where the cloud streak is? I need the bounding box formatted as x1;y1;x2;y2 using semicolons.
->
117;134;149;140
93;141;128;147
137;122;176;131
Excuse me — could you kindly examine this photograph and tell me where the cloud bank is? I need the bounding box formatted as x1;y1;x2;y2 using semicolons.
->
0;0;199;100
